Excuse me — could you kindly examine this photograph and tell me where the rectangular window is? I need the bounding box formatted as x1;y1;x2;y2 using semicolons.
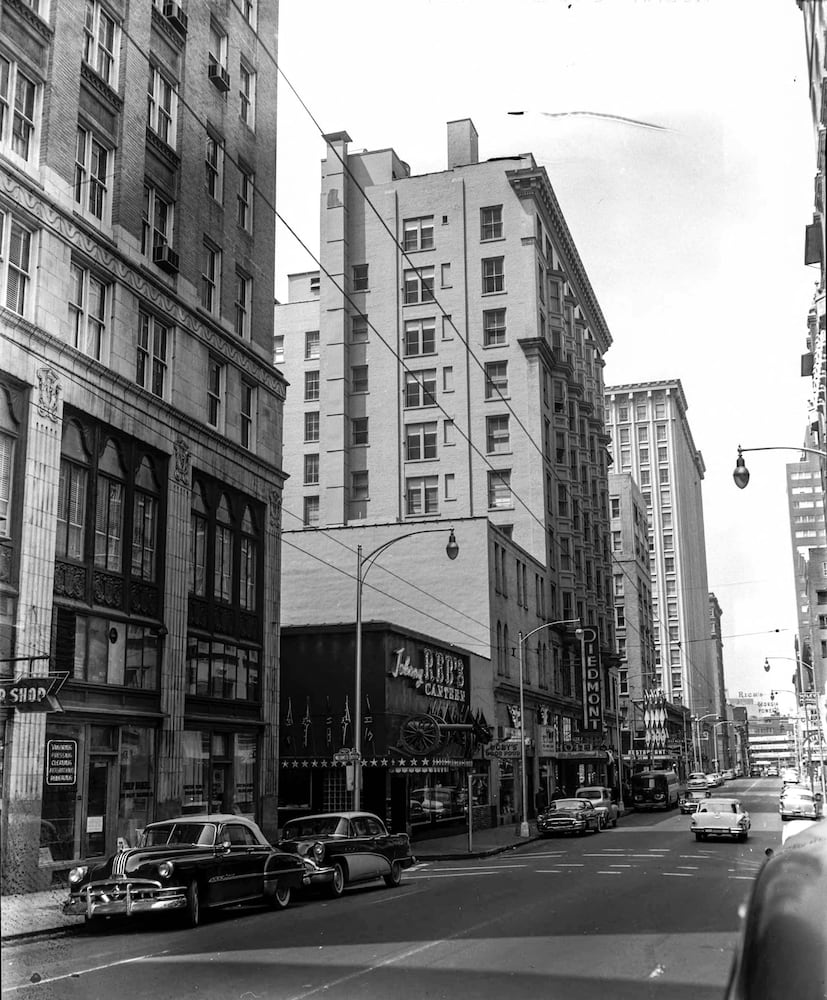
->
75;126;109;220
234;269;251;337
207;358;223;428
405;422;437;461
69;264;108;360
352;314;368;342
352;264;369;291
147;66;176;147
481;205;503;240
304;453;319;485
485;360;508;398
351;365;368;393
304;411;319;442
404;317;436;356
239;62;256;128
206;133;224;201
482;257;504;294
201;242;221;314
1;216;32;315
403;216;434;251
303;496;319;527
94;476;123;571
352;417;368;446
444;473;455;501
351;471;369;502
304;370;319;401
0;433;13;537
403;266;434;304
240;381;256;450
0;56;38;161
274;335;284;364
237;167;253;231
404;370;437;408
132;492;158;582
136;311;168;398
441;263;451;287
83;1;118;86
208;22;228;70
486;415;510;454
406;476;438;515
57;460;87;560
483;308;506;346
305;330;320;359
487;470;512;509
141;184;173;257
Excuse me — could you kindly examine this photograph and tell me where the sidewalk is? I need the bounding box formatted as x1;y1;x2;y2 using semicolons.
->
1;823;536;942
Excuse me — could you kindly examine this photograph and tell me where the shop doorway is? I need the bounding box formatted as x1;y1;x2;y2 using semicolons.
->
85;755;117;857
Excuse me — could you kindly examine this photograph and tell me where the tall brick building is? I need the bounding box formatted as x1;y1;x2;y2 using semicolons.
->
275;121;620;831
0;0;284;891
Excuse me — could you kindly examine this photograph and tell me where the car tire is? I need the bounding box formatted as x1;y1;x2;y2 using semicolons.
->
268;881;292;910
185;880;201;928
383;860;403;888
694;832;703;842
327;861;346;898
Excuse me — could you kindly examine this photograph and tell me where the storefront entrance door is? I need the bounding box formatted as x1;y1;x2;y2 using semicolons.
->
85;755;116;857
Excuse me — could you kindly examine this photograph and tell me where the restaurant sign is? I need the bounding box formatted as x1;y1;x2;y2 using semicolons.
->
388;644;468;705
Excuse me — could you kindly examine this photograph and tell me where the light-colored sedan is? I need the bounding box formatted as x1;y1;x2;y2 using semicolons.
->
690;797;751;842
687;772;709;790
574;786;621;828
780;787;823;821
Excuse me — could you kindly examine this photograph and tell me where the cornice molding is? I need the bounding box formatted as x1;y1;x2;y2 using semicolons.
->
80;63;123;113
507;167;612;355
0;170;286;399
4;0;52;41
146;127;181;171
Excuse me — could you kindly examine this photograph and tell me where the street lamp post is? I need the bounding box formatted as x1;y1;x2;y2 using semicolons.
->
354;527;459;811
765;657;827;800
732;444;827;490
516;618;580;837
692;713;718;772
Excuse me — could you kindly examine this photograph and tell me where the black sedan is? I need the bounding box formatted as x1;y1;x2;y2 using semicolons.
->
279;811;415;897
64;814;309;927
537;798;602;837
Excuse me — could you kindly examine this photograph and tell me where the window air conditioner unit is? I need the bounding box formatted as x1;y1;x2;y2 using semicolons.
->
163;2;188;35
153;244;179;275
208;61;231;93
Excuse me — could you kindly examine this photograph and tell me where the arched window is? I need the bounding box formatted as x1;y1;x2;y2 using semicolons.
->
190;482;208;596
239;505;257;611
214;494;233;602
132;455;159;580
95;439;125;571
57;421;90;561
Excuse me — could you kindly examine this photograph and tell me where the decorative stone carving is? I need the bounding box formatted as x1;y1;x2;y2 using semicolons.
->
173;437;191;486
129;580;159;617
92;571;124;609
36;368;60;422
54;561;87;600
269;489;282;532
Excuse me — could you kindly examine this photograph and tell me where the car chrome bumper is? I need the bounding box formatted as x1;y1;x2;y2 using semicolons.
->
64;881;187;918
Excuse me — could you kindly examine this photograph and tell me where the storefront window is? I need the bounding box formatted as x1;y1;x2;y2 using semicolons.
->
117;726;154;847
181;729;257;817
41;722;81;863
409;772;467;827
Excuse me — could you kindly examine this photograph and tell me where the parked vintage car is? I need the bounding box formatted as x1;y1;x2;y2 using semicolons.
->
690;797;751;842
779;786;823;821
574;786;621;828
725;821;827;999
679;787;711;814
687;771;709;790
278;811;414;897
537;798;601;837
63;814;309;927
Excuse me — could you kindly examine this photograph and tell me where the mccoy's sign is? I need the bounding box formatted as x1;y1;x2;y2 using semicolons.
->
580;628;603;732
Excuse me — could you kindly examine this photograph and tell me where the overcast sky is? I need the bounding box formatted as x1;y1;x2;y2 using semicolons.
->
274;0;817;705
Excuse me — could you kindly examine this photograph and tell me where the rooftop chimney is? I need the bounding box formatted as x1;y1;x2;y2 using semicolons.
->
447;119;479;169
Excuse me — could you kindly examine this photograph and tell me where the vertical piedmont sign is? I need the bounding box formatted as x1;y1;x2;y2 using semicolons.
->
580;628;603;732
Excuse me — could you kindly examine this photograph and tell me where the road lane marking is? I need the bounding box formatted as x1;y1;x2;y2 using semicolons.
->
676;866;699;870
610;864;632;867
1;951;171;992
537;869;562;873
680;855;708;859
728;875;756;881
597;871;622;875
662;872;693;877
405;872;498;879
558;863;584;867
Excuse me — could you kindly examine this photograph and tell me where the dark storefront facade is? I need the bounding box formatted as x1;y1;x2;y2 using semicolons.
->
279;624;493;839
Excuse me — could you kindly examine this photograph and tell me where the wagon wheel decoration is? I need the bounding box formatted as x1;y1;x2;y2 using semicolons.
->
398;714;443;756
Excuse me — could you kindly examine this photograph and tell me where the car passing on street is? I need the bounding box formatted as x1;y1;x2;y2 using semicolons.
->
679;787;711;814
63;814;308;927
687;772;709;790
690;797;751;842
537;798;601;837
278;811;414;897
779;786;823;821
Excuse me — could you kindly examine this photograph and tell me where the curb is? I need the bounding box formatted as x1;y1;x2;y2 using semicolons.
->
415;836;540;862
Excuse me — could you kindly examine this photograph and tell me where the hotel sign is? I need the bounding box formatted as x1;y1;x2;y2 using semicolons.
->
580;628;603;732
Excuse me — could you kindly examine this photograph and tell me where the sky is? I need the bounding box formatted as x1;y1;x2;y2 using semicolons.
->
273;0;818;705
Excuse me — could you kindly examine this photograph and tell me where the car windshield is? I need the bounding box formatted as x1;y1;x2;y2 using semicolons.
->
577;790;602;800
699;801;739;813
689;773;706;780
141;823;216;847
549;799;586;811
282;816;350;839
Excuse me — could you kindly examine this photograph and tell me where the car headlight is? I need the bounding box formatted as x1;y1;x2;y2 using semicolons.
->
311;841;325;863
158;860;175;878
68;866;88;885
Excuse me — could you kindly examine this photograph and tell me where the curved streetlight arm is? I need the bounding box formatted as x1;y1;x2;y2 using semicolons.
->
734;444;827;490
515;618;581;838
353;525;458;810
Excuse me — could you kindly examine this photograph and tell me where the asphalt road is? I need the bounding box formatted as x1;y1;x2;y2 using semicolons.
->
1;778;790;1000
